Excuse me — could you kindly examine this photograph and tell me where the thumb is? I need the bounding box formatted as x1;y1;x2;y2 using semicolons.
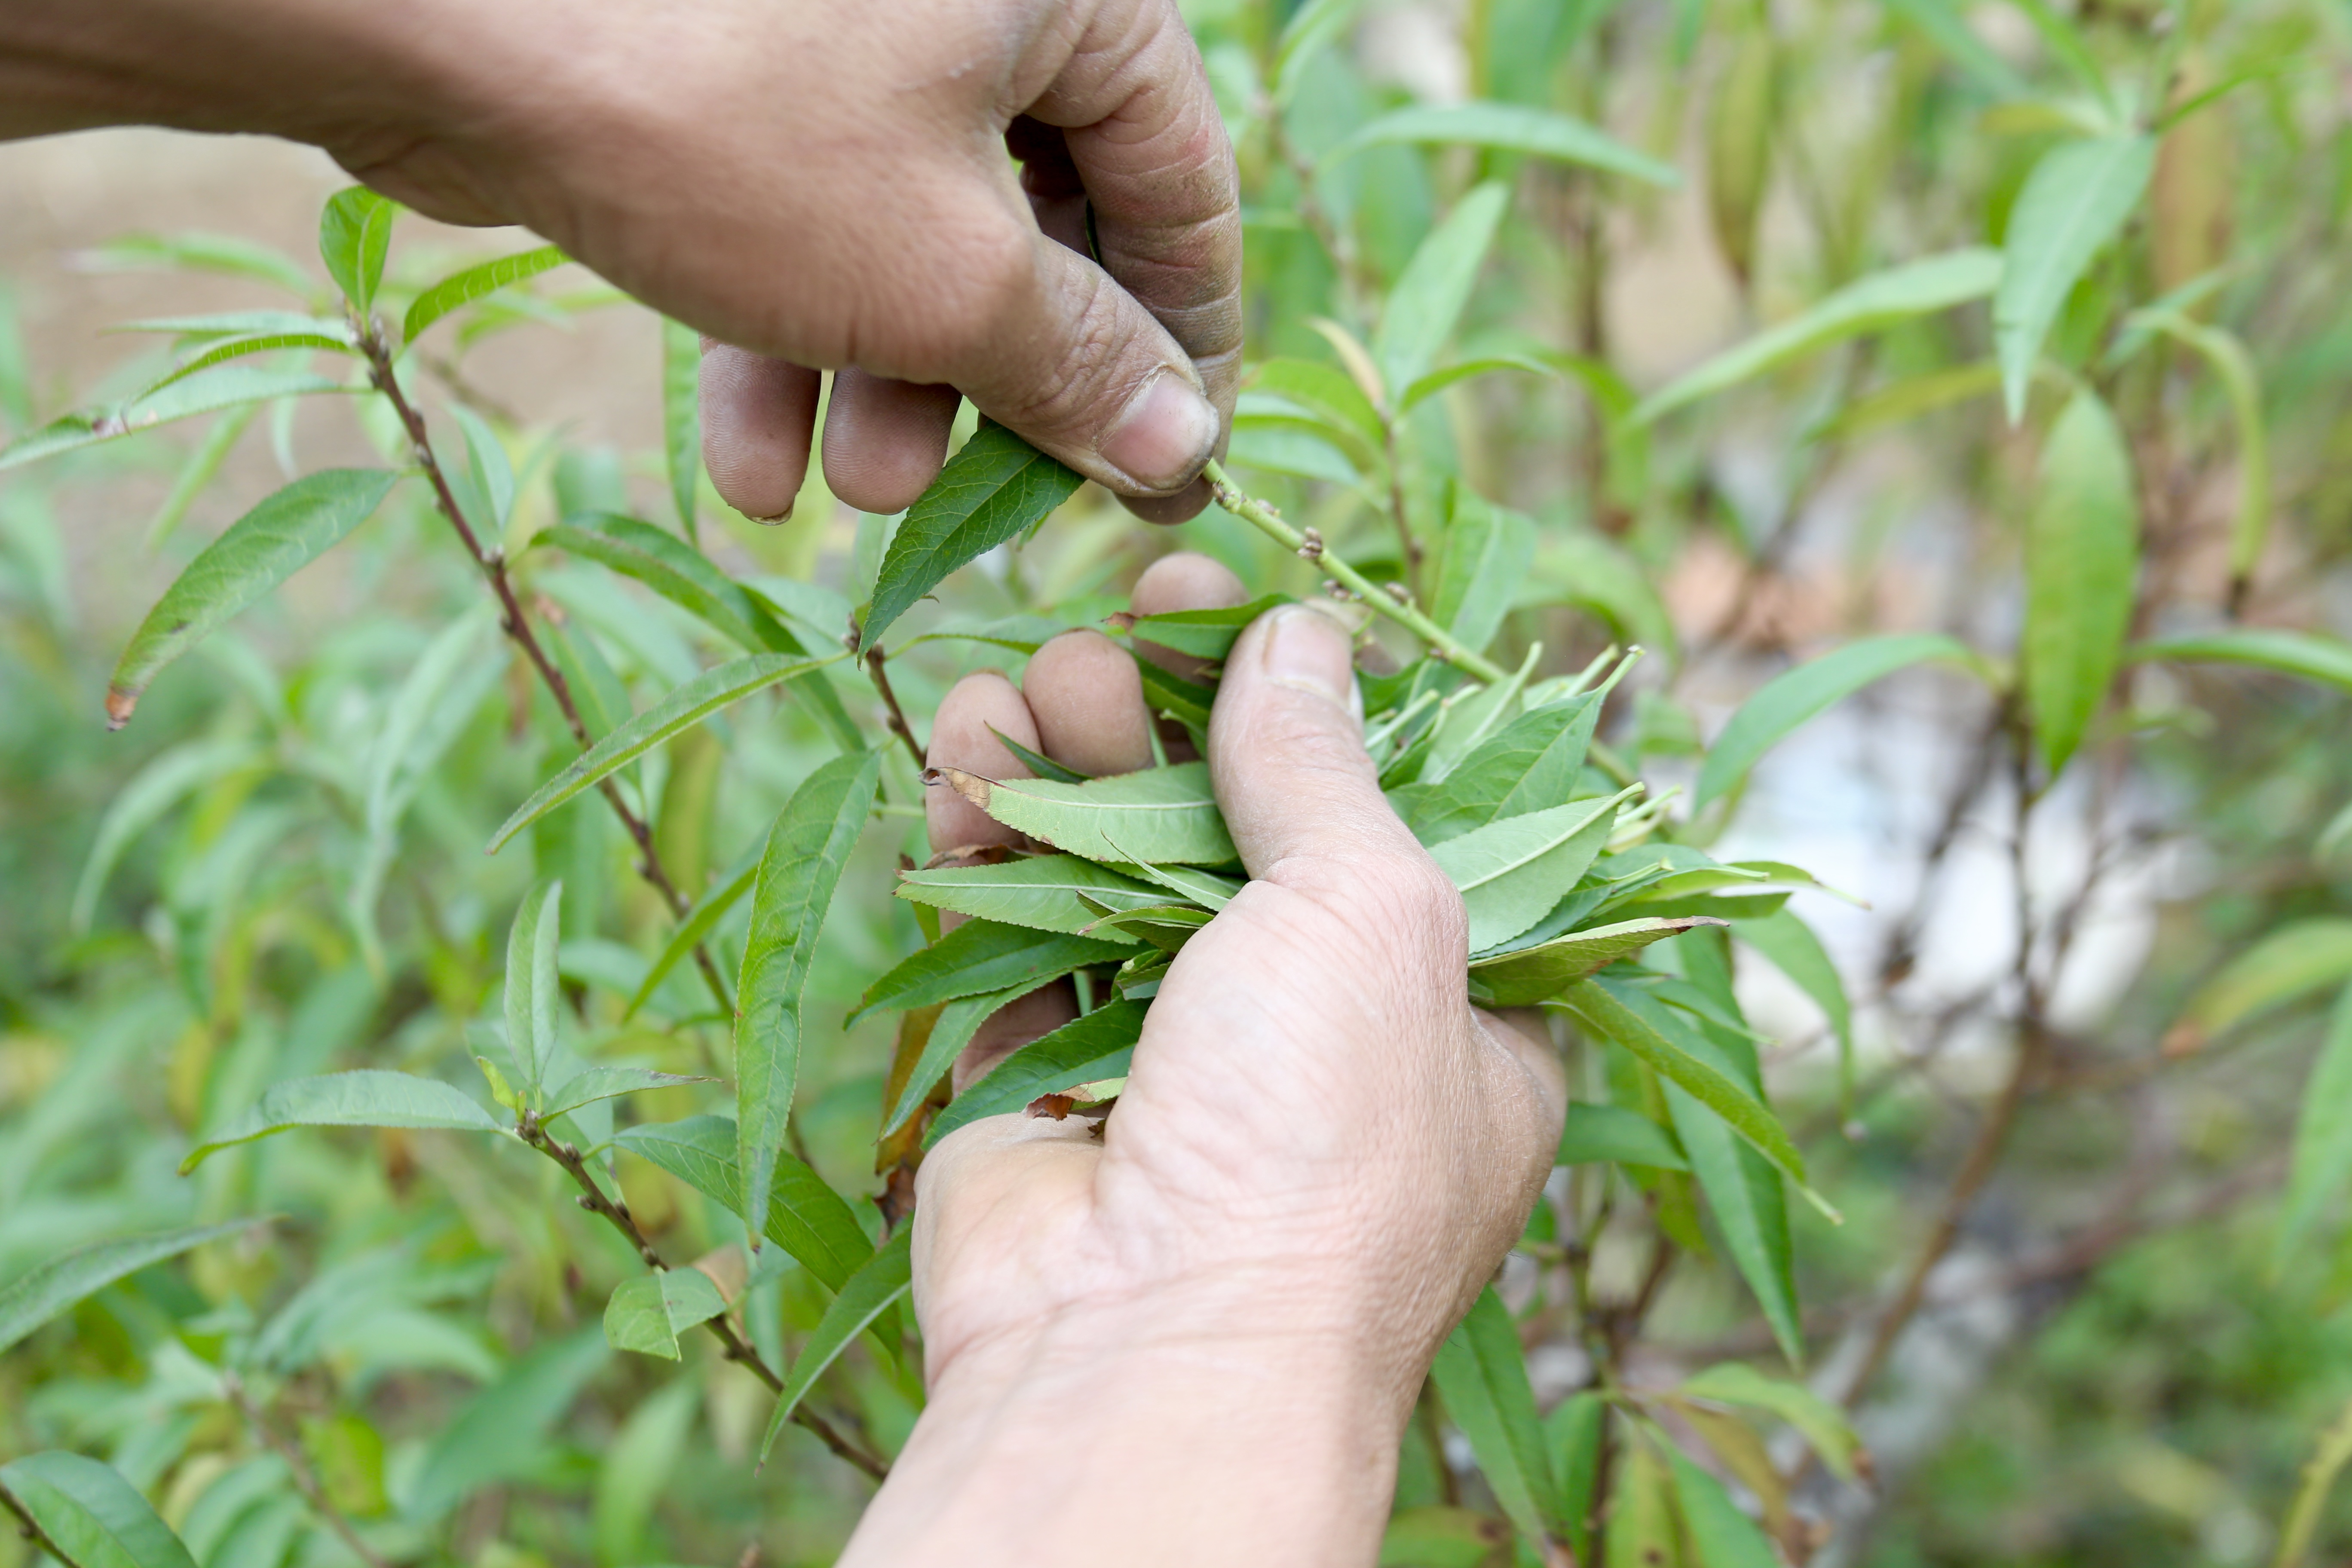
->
947;233;1222;500
1207;604;1429;885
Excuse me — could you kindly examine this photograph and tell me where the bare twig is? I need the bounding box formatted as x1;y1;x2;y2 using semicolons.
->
221;1371;391;1568
865;648;927;769
518;1118;891;1482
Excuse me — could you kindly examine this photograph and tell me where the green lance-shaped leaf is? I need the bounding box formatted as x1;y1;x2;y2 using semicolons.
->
1693;634;1981;810
116;307;345;339
1470;916;1726;1007
1324;101;1679;187
1408;689;1610;844
1662;1446;1782;1568
539;511;862;748
2131;628;2352;696
758;1229;915;1464
402;244;569;345
1552;980;1820;1201
990;725;1091;784
852;919;1134;1023
0;1219;271;1356
895;854;1169;937
407;1329;609;1521
627;846;759;1018
0;1452;197;1568
615;1117;871;1289
926;759;1237;866
2138;314;2267;596
1656;1029;1802;1363
318;187;397;314
1374;182;1511;398
1734;909;1854;1108
662;318;703;541
132;330;358;400
603;1267;729;1360
1244;358;1384;452
542;1066;708;1121
1547;1393;1607;1565
1607;1435;1681;1568
2279;983;2352;1269
180;1070;502;1173
1994;136;2155;421
1430;1288;1559;1542
1124;594;1290;662
860;423;1083;649
736;749;883;1240
1817;358;2003;442
926;999;1149;1147
0;361;348;472
71;736;266;932
543;512;790;654
1678;1362;1865;1484
106;468;398;729
1117;858;1243;911
487;651;843;851
1559;1101;1690;1170
1433;788;1634;954
882;980;1047;1137
146;401;260;551
2024;389;2140;776
1433;488;1537;656
502;880;563;1099
1632;248;2003;425
2166;918;2352;1054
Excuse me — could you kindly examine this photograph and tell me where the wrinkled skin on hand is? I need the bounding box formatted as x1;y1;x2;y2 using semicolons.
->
340;0;1241;521
838;560;1565;1567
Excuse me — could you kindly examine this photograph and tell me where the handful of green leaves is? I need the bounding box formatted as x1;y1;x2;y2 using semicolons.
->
859;608;1841;1278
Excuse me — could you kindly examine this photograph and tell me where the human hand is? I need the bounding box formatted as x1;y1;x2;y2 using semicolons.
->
3;0;1236;518
841;559;1565;1566
334;0;1240;523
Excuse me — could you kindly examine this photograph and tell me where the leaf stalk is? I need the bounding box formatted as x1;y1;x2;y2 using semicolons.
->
1202;459;1508;682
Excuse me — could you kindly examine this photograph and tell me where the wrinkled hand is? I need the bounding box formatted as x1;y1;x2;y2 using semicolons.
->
841;560;1564;1567
336;0;1241;521
6;0;1238;517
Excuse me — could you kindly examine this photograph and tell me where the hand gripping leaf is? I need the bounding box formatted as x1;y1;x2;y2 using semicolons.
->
735;750;883;1242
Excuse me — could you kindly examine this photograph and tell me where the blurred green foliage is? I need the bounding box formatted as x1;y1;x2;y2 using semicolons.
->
5;0;2352;1565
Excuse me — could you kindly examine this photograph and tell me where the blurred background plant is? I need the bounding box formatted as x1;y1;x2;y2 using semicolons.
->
4;0;2352;1564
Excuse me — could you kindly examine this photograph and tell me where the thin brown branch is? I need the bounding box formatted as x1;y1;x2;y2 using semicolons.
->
518;1117;891;1482
865;648;927;769
0;1478;77;1567
1836;735;2046;1411
221;1371;390;1568
358;325;735;1010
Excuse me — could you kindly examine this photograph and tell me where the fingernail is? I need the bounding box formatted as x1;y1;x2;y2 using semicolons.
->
1100;371;1219;492
746;504;793;527
1260;603;1357;714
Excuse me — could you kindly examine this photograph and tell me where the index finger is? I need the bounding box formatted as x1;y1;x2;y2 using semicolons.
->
1025;0;1243;430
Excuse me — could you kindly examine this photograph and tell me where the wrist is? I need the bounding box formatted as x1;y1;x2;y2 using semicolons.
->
843;1271;1413;1568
